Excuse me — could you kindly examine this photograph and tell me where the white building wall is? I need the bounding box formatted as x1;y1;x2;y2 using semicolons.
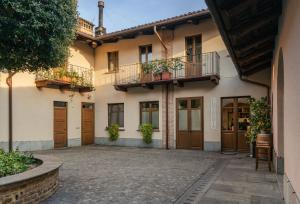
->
93;20;268;149
0;41;95;151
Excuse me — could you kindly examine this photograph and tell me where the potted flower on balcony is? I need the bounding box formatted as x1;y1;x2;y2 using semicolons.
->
141;62;154;82
57;68;71;83
172;57;184;76
152;63;162;81
159;59;172;80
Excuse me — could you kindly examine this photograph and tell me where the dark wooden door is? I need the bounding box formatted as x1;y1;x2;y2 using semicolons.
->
176;97;203;150
221;97;250;152
82;103;95;145
54;102;67;148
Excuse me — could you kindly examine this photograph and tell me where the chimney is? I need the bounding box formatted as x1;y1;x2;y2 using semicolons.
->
95;0;106;36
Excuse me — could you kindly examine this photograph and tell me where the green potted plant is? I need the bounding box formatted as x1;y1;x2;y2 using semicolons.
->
141;62;154;82
139;123;153;144
246;97;272;157
171;57;184;74
159;59;172;80
152;62;162;81
57;68;71;83
107;124;119;142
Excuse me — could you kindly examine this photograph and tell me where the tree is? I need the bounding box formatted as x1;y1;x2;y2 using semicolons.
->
0;0;78;151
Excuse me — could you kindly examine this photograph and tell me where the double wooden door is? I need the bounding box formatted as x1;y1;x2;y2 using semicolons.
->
54;102;68;148
176;97;204;150
221;97;250;152
81;103;95;145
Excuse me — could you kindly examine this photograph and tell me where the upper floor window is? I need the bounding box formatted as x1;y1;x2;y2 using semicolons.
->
139;45;152;64
107;51;119;72
185;35;202;63
108;103;124;128
140;101;159;129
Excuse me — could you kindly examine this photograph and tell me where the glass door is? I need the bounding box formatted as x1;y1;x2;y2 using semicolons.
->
221;97;250;152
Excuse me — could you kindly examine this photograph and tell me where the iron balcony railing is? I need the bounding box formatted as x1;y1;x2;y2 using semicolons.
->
36;64;93;88
114;52;220;85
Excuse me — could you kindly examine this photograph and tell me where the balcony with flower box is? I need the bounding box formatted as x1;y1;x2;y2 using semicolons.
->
114;52;220;92
35;64;94;93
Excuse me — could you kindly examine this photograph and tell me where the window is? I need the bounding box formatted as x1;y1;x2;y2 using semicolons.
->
185;35;202;63
140;101;159;129
107;51;119;72
139;45;152;64
108;103;124;127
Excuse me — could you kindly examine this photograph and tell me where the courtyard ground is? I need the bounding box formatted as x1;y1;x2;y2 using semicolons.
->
36;146;284;204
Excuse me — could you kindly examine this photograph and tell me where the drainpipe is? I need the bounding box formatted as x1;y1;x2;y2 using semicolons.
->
165;84;169;149
154;25;169;149
154;26;168;58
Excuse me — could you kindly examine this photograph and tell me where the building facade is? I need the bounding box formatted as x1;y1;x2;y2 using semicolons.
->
0;7;269;152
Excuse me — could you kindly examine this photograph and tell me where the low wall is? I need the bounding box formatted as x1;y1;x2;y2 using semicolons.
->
0;155;62;204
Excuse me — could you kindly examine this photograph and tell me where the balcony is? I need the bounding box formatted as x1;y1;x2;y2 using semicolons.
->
77;17;94;37
114;52;220;91
35;64;94;93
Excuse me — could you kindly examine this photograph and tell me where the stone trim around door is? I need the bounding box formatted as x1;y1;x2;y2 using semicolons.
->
95;137;162;148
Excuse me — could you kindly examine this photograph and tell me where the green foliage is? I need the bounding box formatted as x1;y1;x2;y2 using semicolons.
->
108;124;119;141
246;97;272;143
142;58;184;75
0;149;36;177
0;0;78;72
139;123;153;144
37;67;94;88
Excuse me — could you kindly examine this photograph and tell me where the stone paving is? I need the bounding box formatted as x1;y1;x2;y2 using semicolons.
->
36;146;284;204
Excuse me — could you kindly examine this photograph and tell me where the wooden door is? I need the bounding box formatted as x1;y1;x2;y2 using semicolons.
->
185;35;202;77
54;101;67;148
176;97;203;150
221;97;250;152
82;103;95;145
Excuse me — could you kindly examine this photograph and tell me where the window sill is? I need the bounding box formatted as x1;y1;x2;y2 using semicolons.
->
136;129;160;132
105;127;125;131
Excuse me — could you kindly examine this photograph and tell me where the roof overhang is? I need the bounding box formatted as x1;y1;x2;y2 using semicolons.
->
205;0;282;76
96;10;211;44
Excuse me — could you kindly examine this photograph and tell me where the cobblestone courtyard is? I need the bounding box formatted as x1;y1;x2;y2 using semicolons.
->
37;146;284;204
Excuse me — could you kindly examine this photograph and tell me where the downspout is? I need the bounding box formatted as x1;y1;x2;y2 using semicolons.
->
154;26;168;57
154;25;169;149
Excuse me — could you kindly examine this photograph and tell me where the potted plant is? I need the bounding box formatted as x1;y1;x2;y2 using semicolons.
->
159;60;172;80
171;57;184;75
69;70;80;88
107;124;119;142
246;97;272;157
141;62;154;82
139;123;153;144
57;68;71;83
152;63;162;81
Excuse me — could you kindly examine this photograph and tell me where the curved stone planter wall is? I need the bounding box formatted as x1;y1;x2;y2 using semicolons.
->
0;155;62;204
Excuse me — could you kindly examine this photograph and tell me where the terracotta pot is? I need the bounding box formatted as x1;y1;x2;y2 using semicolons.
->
60;76;71;83
153;74;161;81
162;71;172;80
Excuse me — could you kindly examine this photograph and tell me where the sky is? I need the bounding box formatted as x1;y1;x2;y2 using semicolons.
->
78;0;207;33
